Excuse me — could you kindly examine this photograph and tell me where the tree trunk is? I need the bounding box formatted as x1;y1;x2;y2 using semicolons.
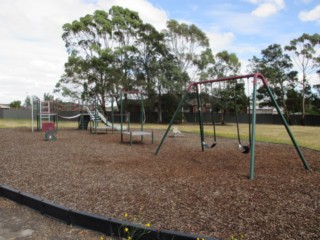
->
157;102;162;123
221;109;226;125
157;90;162;123
301;74;306;125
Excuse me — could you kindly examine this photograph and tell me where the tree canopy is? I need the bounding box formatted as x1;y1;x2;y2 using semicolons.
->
53;6;320;124
55;7;214;120
249;44;298;121
285;33;320;123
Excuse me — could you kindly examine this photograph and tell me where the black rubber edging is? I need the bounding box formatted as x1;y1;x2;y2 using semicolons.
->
0;185;221;240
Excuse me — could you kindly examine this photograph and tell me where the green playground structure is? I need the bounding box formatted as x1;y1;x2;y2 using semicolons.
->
155;73;310;180
119;90;153;145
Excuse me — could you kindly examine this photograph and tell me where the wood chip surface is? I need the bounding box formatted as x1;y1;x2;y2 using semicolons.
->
0;128;319;240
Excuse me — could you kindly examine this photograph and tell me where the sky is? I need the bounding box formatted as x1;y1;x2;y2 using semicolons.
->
0;0;319;104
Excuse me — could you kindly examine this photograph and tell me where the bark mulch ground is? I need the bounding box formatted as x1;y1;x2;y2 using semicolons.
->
0;127;319;240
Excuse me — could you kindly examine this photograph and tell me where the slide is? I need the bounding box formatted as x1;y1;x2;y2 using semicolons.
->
95;111;123;130
83;106;99;121
84;106;126;131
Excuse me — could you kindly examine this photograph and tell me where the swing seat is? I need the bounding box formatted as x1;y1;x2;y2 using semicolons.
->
238;144;250;154
202;141;209;149
210;142;217;148
202;141;217;149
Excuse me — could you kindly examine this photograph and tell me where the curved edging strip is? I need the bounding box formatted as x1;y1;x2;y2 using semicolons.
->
0;185;220;240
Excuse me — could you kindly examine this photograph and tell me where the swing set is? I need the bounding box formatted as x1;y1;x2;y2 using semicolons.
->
155;73;310;180
200;81;251;153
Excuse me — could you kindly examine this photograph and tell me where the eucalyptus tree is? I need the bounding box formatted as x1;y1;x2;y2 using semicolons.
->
285;33;320;124
135;23;182;122
197;48;216;81
213;51;241;78
163;19;210;89
210;51;242;124
249;44;298;121
55;7;144;115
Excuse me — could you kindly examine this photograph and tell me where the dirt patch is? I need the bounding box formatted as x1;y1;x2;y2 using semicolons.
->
0;197;102;240
0;128;320;239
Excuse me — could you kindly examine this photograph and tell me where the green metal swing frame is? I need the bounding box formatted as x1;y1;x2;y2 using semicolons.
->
155;73;310;180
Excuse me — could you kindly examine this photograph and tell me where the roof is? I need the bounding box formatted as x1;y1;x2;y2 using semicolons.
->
0;104;10;109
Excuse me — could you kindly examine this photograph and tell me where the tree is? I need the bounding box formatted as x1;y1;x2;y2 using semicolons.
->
56;7;144;115
9;100;21;109
134;23;174;122
213;51;241;78
23;96;31;108
155;54;186;122
163;20;210;89
197;48;216;82
211;51;242;124
286;88;302;114
285;33;320;124
43;93;54;101
249;44;298;121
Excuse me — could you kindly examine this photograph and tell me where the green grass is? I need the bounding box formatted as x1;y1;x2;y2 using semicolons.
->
1;119;319;151
0;119;79;129
142;123;320;151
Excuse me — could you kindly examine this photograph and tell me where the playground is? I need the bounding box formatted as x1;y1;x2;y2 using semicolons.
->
1;126;320;239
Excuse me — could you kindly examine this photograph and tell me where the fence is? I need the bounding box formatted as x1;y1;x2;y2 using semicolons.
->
1;109;320;126
0;109;33;119
184;112;320;126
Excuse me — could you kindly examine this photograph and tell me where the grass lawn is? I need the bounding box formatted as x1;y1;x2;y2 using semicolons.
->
0;119;319;151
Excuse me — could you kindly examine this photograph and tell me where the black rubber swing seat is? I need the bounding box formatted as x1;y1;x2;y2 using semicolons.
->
210;142;217;148
202;141;217;149
238;144;250;154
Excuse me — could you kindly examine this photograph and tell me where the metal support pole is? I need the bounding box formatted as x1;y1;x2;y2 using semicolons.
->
39;100;42;131
80;100;84;130
249;77;258;180
120;92;124;132
196;85;205;151
264;83;310;170
128;113;130;132
111;95;114;133
48;101;51;122
155;92;189;155
94;97;97;134
55;101;58;132
141;93;144;142
31;97;34;132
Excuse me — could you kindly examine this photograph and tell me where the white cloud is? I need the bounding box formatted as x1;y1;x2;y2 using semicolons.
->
250;0;285;17
299;5;320;23
0;0;169;103
206;31;235;52
205;27;264;73
206;7;280;37
0;0;100;102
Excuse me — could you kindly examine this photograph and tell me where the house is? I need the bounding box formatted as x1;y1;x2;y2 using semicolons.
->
186;96;218;113
0;104;10;109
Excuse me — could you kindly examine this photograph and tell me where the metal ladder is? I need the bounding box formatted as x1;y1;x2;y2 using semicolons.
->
39;101;51;130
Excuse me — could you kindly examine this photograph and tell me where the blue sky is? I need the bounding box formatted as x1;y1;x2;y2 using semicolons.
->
0;0;319;103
